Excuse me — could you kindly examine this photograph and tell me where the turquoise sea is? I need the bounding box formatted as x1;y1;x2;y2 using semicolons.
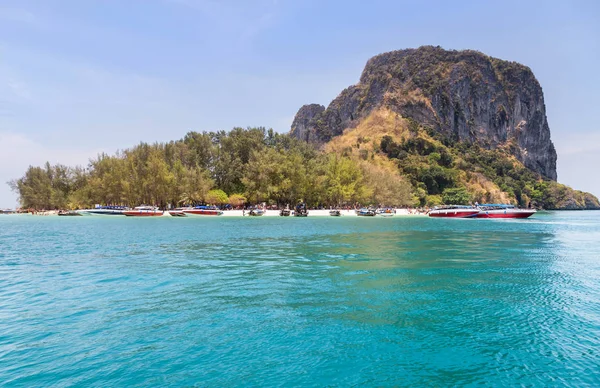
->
1;212;599;386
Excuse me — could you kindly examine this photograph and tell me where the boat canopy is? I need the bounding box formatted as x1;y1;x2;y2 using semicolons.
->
434;205;476;209
479;204;515;208
194;205;219;210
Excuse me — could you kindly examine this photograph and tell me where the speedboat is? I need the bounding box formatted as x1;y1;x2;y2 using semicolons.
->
356;208;376;216
181;205;223;216
376;208;395;217
329;209;342;216
279;208;291;216
428;205;479;218
167;209;187;217
123;206;164;217
78;205;129;216
249;208;265;216
476;204;536;219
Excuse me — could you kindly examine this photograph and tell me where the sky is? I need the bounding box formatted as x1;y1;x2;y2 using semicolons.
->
1;0;599;207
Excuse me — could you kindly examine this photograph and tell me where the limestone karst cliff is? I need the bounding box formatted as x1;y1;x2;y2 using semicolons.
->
291;46;557;180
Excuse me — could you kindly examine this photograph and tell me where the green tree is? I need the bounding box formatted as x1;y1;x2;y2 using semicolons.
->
242;148;281;204
323;154;365;205
205;189;229;205
180;166;213;205
228;194;246;207
361;163;413;206
442;187;472;205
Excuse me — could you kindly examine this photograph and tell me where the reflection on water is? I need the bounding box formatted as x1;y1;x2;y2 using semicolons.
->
0;212;599;386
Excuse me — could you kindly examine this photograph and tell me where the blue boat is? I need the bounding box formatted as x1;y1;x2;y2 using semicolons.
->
356;208;376;216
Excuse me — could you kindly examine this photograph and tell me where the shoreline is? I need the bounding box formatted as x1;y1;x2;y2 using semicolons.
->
13;209;428;217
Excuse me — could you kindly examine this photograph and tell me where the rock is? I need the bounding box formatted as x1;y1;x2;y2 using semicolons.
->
290;104;325;143
290;46;558;180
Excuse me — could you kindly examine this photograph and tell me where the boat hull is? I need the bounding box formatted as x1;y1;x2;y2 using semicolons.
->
429;210;479;218
182;210;223;216
477;210;536;219
123;211;164;217
78;210;125;216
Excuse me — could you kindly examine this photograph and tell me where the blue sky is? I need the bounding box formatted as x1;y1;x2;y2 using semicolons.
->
1;0;599;207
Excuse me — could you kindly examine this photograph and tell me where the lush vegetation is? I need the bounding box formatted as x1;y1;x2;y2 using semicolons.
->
9;128;414;210
378;119;599;209
9;119;599;211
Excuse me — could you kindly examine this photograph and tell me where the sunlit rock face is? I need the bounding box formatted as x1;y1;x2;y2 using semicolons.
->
290;46;557;180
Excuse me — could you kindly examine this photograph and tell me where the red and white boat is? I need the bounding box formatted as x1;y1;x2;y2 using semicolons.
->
123;206;164;217
181;205;223;216
476;204;536;219
428;206;480;218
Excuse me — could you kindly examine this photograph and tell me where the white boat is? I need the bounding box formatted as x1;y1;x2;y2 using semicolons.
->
476;204;536;219
248;208;265;216
77;205;129;216
356;208;376;217
123;206;163;217
181;205;223;216
428;205;479;218
376;208;396;217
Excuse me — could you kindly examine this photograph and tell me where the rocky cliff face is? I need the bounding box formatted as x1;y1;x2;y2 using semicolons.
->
290;104;325;143
291;46;558;180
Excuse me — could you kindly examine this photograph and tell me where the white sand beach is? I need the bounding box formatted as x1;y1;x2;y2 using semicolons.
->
22;209;428;217
217;209;425;217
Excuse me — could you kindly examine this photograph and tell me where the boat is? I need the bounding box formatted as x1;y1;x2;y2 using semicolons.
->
279;208;291;216
167;209;187;217
78;205;129;216
294;202;308;217
58;210;82;216
329;209;342;216
248;208;265;216
356;208;376;217
376;208;396;217
476;204;536;219
428;205;479;218
181;205;223;216
123;206;164;217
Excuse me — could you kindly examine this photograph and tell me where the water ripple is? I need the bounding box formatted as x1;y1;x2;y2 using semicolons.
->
0;212;599;386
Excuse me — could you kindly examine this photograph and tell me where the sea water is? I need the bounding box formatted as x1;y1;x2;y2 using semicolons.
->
0;212;599;386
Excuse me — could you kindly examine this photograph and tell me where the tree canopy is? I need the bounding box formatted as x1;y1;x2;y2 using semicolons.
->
10;128;410;210
10;124;595;210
